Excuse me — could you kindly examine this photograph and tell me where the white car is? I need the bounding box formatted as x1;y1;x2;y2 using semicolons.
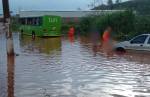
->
115;34;150;51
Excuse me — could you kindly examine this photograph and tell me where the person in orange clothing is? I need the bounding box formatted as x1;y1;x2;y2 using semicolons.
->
102;26;112;42
68;26;75;44
101;26;113;53
68;27;75;37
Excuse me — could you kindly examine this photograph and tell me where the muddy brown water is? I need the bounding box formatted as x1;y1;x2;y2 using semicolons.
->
1;32;150;97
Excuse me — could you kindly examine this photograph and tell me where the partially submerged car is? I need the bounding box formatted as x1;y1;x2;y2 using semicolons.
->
115;34;150;51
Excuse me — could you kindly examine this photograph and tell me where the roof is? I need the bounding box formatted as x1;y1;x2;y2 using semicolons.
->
19;10;124;18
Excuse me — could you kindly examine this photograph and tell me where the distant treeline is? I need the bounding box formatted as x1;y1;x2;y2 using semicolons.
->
93;0;150;15
11;10;150;40
79;10;150;40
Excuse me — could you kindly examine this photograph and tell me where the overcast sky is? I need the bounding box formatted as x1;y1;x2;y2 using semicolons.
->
0;0;128;13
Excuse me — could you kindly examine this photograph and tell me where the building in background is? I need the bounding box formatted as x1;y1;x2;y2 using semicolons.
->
19;10;123;23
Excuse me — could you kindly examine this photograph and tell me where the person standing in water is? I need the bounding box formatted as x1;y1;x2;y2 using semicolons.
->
68;26;75;37
68;26;75;44
102;26;112;43
101;26;113;54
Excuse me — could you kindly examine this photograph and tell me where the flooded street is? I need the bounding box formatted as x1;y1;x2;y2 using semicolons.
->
1;32;150;97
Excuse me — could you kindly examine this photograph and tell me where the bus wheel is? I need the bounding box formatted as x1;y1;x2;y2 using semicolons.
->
32;31;35;39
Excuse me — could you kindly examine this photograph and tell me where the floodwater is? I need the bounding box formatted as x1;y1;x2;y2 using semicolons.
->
1;32;150;97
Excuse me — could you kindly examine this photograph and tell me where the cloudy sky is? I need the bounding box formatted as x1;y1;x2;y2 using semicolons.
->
0;0;128;13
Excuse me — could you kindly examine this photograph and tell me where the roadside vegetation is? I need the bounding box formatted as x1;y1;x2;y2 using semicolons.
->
11;11;150;40
94;0;150;15
62;22;80;35
79;10;150;40
11;15;20;31
10;0;150;40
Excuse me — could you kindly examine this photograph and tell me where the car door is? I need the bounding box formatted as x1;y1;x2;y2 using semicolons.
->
128;35;148;50
144;36;150;51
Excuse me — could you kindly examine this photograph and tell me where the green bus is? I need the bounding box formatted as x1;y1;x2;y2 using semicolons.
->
20;15;61;37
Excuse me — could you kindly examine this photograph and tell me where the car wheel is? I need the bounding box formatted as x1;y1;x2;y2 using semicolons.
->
116;47;126;52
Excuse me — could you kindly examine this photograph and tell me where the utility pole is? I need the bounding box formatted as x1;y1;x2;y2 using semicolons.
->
7;55;15;97
107;0;113;10
2;0;14;56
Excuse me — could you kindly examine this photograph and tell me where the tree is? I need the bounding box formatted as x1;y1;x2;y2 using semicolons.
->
116;0;121;4
107;0;113;5
107;0;113;9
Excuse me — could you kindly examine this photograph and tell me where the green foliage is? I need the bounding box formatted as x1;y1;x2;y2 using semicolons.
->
62;24;70;34
79;10;136;40
79;17;93;35
62;21;80;34
135;16;150;34
79;10;150;40
11;16;20;31
107;0;113;5
116;0;121;4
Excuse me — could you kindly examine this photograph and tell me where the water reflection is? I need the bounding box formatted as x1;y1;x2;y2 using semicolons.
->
79;36;150;97
79;36;150;64
1;33;150;97
20;35;61;55
121;51;150;64
68;36;75;44
0;33;7;97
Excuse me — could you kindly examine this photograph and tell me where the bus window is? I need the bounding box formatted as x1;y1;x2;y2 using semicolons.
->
34;17;42;26
34;18;38;25
28;18;32;25
20;18;25;25
20;17;42;26
37;17;42;26
25;18;27;25
35;18;40;26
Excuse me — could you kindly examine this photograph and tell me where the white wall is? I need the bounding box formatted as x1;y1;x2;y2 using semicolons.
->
19;10;123;18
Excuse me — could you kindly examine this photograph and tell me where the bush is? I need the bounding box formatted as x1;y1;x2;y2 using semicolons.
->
11;16;20;31
135;15;150;34
79;10;137;40
62;22;81;35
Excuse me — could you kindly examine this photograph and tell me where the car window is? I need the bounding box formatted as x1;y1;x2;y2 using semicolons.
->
130;35;148;44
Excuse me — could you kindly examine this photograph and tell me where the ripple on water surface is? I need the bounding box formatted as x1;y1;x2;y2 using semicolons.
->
1;33;150;97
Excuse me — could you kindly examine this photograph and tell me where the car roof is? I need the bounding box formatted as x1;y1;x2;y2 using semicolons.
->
141;34;150;36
